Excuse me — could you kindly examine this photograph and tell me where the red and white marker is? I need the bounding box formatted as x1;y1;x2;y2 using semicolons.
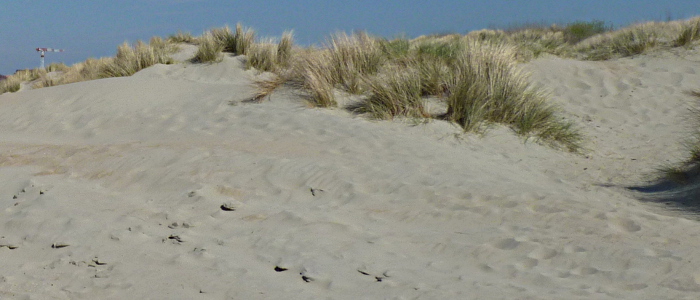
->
36;48;65;69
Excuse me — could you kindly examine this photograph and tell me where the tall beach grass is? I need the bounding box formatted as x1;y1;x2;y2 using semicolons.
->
253;30;583;151
657;90;700;184
100;37;175;77
13;18;700;152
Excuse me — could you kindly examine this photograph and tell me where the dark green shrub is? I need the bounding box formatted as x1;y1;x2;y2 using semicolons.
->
564;20;611;44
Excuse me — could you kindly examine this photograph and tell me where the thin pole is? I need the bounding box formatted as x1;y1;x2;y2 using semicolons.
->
36;48;64;70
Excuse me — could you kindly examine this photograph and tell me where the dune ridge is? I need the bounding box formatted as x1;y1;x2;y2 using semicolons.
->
1;22;700;299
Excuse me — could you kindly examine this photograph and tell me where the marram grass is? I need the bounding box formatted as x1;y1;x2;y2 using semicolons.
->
9;17;700;152
193;32;224;63
254;31;583;151
277;31;295;69
168;31;199;44
246;40;279;72
41;18;700;152
355;65;426;119
100;38;175;77
0;75;23;94
297;51;337;107
674;19;700;47
657;90;700;184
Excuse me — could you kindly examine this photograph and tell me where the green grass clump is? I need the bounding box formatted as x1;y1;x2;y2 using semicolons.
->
378;38;411;59
563;20;612;44
414;38;462;62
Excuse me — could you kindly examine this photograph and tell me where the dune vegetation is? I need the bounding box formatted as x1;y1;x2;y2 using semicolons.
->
1;37;176;94
657;90;700;185
4;17;700;153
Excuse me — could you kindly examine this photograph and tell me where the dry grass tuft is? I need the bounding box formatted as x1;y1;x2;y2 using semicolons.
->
4;37;176;94
206;24;257;56
674;19;700;47
277;30;295;68
572;20;697;60
168;31;199;44
411;55;452;96
355;64;426;119
0;68;48;94
2;24;588;152
244;29;582;151
444;39;582;151
210;26;234;48
100;39;175;77
245;31;295;72
193;32;224;63
34;57;112;88
246;75;287;103
295;50;337;107
578;24;660;60
378;37;411;59
657;90;700;183
233;23;256;55
325;32;385;94
0;75;23;94
246;40;279;72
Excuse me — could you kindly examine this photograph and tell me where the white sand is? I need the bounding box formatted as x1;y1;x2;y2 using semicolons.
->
1;47;700;299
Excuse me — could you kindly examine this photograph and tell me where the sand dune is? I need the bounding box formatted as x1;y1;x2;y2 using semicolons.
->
1;46;700;299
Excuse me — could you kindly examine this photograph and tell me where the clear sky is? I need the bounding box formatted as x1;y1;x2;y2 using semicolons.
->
1;0;699;75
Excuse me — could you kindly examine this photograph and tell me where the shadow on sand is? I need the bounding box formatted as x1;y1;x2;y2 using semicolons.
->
628;176;700;214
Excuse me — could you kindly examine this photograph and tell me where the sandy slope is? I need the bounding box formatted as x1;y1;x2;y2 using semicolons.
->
1;48;700;299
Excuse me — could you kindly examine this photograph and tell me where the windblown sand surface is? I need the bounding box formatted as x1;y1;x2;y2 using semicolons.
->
2;46;700;299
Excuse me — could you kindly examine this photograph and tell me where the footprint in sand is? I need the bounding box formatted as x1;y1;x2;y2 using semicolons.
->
621;283;648;291
490;238;520;250
608;217;641;233
529;204;564;214
528;247;558;260
572;266;599;276
563;245;586;253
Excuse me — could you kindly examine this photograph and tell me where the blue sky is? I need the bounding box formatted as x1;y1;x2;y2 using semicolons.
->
1;0;699;75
